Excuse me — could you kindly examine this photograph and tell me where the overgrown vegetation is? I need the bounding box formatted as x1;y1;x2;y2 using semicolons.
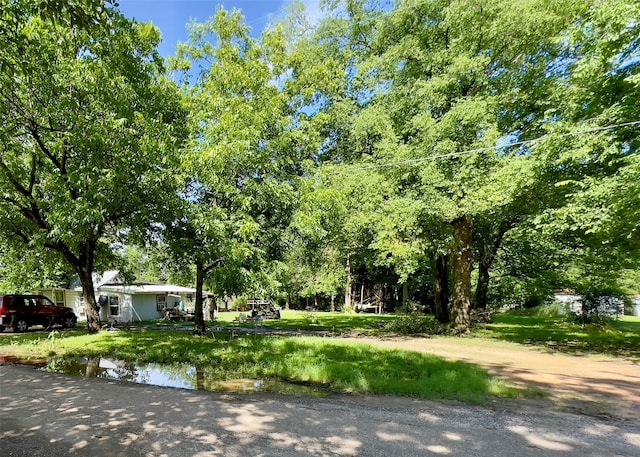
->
0;328;523;404
382;315;445;335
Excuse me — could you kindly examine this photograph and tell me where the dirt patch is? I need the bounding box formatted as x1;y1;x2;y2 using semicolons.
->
341;335;640;421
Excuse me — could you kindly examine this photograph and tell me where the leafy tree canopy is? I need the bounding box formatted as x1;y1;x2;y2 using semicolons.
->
0;3;186;331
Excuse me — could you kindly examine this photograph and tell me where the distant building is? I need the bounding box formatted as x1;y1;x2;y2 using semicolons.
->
553;290;624;317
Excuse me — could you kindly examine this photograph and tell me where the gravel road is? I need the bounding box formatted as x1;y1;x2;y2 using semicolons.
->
1;364;639;457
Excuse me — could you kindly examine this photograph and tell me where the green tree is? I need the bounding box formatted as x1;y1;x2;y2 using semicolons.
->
297;0;604;331
557;0;638;282
0;7;185;332
505;0;640;299
171;9;314;334
0;244;75;293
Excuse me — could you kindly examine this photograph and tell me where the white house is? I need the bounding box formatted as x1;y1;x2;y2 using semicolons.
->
553;290;624;317
36;271;208;323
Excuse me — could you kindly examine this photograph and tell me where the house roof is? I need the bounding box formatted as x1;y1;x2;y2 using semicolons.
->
96;270;123;288
97;284;200;295
72;270;208;296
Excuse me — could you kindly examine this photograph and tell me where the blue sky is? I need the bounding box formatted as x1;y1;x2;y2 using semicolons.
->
118;0;317;57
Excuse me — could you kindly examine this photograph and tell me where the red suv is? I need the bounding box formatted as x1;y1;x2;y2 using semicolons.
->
0;294;77;332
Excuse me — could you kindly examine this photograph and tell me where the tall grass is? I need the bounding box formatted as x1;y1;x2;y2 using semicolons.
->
0;329;524;403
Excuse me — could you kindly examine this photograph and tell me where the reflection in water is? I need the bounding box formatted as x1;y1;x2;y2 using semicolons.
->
39;357;325;396
86;358;100;378
197;368;205;391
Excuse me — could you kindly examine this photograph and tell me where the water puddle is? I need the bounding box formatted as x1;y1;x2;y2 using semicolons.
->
2;355;325;396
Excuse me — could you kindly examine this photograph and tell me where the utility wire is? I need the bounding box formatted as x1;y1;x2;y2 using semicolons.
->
322;120;640;176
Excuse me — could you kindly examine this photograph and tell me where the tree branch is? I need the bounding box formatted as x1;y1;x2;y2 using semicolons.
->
27;121;61;169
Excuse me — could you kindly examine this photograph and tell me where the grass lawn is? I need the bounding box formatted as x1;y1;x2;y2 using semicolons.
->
215;309;397;332
474;314;640;358
135;310;396;333
2;310;637;403
0;325;524;404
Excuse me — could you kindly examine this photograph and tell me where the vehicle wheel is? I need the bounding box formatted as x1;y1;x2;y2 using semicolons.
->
12;318;28;333
62;314;77;328
0;325;4;332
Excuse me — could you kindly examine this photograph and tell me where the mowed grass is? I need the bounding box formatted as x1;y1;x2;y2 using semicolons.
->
140;310;396;332
0;327;524;404
475;314;640;358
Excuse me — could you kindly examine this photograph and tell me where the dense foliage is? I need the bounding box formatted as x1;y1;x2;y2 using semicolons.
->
1;0;638;333
0;2;186;331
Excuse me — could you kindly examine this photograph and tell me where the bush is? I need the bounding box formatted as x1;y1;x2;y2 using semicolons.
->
341;304;355;314
394;301;423;315
232;296;248;311
383;315;444;335
302;311;319;325
502;302;569;317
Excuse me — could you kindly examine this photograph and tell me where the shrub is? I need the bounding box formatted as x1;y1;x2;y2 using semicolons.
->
341;304;355;314
302;311;318;325
232;296;248;311
394;301;423;315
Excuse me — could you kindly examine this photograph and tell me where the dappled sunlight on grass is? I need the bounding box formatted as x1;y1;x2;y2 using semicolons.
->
477;314;640;357
1;328;524;403
212;310;397;332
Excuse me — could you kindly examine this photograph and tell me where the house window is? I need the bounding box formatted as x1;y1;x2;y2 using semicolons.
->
109;296;120;316
156;294;167;311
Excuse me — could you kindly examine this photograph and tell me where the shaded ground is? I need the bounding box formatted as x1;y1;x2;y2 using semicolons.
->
342;335;640;421
2;364;639;457
2;325;638;421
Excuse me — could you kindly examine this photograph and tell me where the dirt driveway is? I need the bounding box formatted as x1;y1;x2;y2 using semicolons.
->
341;336;640;421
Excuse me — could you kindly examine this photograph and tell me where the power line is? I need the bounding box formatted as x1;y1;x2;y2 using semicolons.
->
322;120;640;176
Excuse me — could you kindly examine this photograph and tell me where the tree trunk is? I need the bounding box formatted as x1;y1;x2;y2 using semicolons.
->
196;368;205;390
402;282;409;304
78;267;101;333
345;255;352;308
473;220;512;310
330;295;335;312
193;258;207;335
450;216;473;333
429;252;450;323
474;260;491;310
